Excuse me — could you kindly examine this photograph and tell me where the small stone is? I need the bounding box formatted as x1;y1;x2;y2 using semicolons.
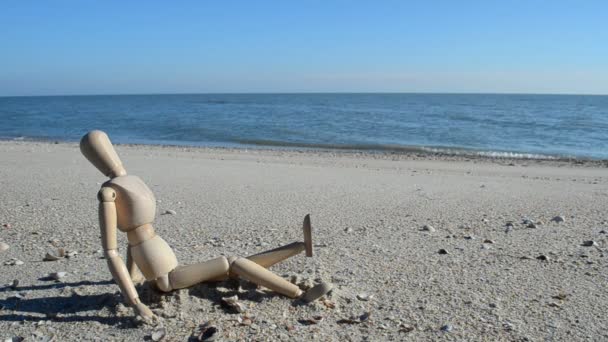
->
65;251;78;258
552;216;565;223
421;225;435;233
49;272;67;281
0;242;9;252
43;253;60;261
57;248;66;257
440;324;453;332
522;219;533;225
221;295;246;313
356;293;373;301
344;227;353;233
301;282;333;303
2;223;11;228
151;327;166;341
196;324;219;341
438;249;448;255
464;235;475;240
163;210;176;215
581;240;597;247
527;223;537;228
536;220;545;225
536;255;549;261
483;239;495;244
11;279;19;289
4;258;23;266
599;230;607;234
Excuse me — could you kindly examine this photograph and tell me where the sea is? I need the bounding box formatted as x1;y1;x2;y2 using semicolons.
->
1;93;607;159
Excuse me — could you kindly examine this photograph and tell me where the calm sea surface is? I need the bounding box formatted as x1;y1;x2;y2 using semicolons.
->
1;93;607;159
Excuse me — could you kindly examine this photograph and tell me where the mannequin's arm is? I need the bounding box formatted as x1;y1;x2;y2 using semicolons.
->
98;187;153;319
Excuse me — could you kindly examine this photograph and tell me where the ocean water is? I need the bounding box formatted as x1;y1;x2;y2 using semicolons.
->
1;93;607;159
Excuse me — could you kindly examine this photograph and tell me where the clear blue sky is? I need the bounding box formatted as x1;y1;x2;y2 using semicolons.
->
1;1;606;96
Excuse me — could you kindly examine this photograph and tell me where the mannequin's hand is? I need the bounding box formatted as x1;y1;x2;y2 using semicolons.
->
132;301;158;325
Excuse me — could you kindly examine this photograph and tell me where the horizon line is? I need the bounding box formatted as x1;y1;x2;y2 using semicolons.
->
2;91;608;98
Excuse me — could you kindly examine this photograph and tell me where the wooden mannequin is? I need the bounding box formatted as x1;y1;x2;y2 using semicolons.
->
80;130;330;321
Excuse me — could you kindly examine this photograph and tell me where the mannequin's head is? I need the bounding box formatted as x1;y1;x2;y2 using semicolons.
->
80;130;127;178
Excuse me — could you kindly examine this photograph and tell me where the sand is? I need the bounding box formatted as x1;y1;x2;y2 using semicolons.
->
0;141;607;341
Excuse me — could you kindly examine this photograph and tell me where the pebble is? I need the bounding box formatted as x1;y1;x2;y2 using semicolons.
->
421;225;435;233
536;255;549;261
57;248;66;257
163;210;177;215
4;258;24;266
11;279;19;289
221;295;246;313
356;293;373;301
527;223;537;228
301;282;333;303
49;272;67;281
440;324;453;332
483;239;495;244
438;249;448;255
464;236;475;240
552;216;566;223
43;253;60;261
151;327;166;341
344;227;353;233
0;242;9;252
599;230;607;234
581;240;597;247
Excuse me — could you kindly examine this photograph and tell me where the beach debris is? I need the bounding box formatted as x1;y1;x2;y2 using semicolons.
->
301;282;333;303
193;322;219;341
43;252;61;261
438;249;448;255
221;295;246;313
581;240;598;247
421;225;435;233
4;258;24;266
151;327;166;341
4;337;24;342
162;210;176;215
536;255;549;261
298;315;324;325
441;324;454;333
321;299;336;309
337;311;371;325
237;315;253;326
551;216;566;223
356;293;373;301
399;324;415;333
0;242;9;252
49;272;67;281
483;239;495;244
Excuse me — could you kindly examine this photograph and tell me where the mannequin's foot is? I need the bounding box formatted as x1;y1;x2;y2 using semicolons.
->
303;214;313;257
300;282;333;303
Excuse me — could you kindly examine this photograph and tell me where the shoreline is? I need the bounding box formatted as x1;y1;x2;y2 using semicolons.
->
2;138;607;168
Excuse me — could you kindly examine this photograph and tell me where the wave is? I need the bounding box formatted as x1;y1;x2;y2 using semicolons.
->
235;139;565;160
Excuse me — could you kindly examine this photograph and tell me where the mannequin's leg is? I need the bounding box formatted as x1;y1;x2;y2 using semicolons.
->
246;214;314;268
229;257;303;298
158;256;230;291
246;242;305;268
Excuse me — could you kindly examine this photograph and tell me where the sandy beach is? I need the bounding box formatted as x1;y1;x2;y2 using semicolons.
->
1;141;607;341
